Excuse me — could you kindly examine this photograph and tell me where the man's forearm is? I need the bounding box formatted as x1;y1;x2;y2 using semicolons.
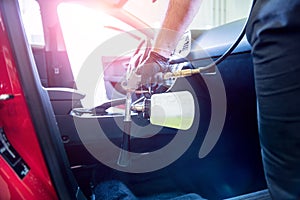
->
153;0;202;57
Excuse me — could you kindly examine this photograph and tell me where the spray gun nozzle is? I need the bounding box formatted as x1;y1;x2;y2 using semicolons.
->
163;68;201;79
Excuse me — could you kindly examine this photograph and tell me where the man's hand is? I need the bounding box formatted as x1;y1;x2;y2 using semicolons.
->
136;51;170;90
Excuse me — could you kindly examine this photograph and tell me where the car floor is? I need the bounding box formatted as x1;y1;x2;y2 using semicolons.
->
93;180;205;200
72;143;267;200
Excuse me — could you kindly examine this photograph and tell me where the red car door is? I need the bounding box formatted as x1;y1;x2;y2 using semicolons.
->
0;9;58;200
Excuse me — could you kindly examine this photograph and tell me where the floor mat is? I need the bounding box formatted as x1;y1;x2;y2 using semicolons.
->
94;180;137;200
94;180;206;200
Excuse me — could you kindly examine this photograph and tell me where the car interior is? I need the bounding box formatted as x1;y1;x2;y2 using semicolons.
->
1;0;272;199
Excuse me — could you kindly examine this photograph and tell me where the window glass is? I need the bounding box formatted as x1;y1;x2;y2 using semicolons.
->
124;0;252;30
18;0;45;46
190;0;252;29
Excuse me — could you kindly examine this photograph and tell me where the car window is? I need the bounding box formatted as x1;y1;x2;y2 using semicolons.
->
18;0;45;46
124;0;253;30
